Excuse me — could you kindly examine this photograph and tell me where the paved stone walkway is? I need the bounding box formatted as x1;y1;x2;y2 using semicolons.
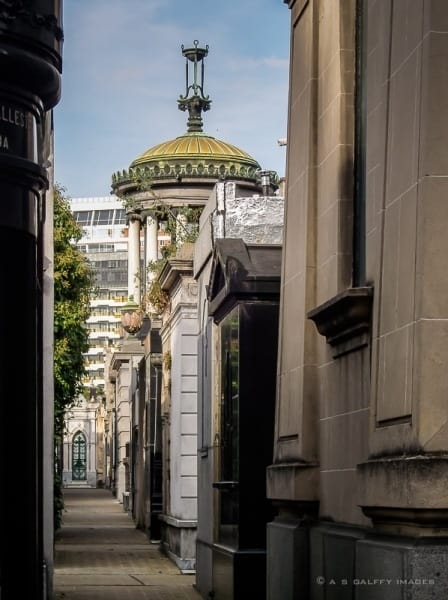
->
54;488;201;599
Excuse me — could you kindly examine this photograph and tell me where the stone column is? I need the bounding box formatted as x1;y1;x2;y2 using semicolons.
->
145;214;159;282
127;214;141;303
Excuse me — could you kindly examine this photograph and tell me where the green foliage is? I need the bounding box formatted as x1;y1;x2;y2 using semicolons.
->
145;259;170;314
163;351;172;371
53;184;94;527
53;471;64;530
115;168;202;247
116;169;203;316
116;168;155;212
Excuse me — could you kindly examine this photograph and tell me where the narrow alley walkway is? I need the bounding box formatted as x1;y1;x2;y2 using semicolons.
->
54;488;201;600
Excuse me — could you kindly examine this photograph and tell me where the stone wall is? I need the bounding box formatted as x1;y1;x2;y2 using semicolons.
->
267;1;448;598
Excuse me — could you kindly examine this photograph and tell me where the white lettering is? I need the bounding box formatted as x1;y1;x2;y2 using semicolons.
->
0;105;27;128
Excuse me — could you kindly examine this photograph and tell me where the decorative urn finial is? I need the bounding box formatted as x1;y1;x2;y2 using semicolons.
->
120;297;144;335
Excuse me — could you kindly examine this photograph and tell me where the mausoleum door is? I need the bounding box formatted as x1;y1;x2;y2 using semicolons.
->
72;432;87;481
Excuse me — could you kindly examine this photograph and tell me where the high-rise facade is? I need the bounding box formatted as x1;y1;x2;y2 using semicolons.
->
70;196;129;390
62;196;129;489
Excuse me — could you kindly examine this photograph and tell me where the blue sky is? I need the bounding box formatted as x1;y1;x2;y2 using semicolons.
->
54;1;290;198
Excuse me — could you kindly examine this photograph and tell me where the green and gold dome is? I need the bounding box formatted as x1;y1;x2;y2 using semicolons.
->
112;41;263;194
127;131;260;182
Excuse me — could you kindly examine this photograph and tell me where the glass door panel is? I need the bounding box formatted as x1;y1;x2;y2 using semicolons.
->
72;432;87;481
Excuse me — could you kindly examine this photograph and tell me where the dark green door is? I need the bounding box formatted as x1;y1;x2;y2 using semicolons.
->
72;432;87;481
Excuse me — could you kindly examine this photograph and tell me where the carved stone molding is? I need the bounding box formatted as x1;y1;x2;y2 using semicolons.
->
308;286;373;357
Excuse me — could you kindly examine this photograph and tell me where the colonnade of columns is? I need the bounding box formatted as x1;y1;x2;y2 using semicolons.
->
127;210;187;304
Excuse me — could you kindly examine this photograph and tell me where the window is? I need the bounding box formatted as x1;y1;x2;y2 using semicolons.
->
114;209;126;224
87;243;115;253
74;211;92;226
93;209;114;226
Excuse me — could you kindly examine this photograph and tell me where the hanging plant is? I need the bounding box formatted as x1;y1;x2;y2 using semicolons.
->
163;351;172;371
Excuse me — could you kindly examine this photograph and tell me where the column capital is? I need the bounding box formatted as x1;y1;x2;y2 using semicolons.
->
126;210;143;224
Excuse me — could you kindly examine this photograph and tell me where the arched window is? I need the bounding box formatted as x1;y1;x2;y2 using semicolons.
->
72;432;87;481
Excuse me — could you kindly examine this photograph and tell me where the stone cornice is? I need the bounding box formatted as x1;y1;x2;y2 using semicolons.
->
111;161;260;194
159;257;194;293
110;347;144;372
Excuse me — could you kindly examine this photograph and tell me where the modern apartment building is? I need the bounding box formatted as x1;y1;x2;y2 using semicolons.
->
69;196;129;390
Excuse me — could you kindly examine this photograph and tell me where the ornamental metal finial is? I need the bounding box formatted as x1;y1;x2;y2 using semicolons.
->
178;40;211;133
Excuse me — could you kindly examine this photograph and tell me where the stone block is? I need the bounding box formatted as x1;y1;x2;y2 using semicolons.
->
318;144;353;219
309;524;366;598
267;518;309;600
415;177;448;319
318;49;355;118
376;324;413;423
319;347;370;419
180;333;197;355
367;1;392;103
181;455;197;477
423;0;448;34
180;374;198;393
180;477;197;499
379;199;400;335
317;255;338;304
390;0;424;74
395;186;418;329
419;32;448;175
181;434;197;455
409;544;448;599
356;537;407;600
181;414;197;435
385;48;421;205
283;172;307;283
277;367;302;440
317;201;338;266
414;319;448;450
320;469;369;526
181;392;197;413
320;409;369;471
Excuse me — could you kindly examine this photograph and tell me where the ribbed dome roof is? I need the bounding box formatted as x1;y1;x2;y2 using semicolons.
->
120;131;260;183
131;133;259;167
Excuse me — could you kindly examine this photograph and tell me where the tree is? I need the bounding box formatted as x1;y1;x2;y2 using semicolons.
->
53;185;93;527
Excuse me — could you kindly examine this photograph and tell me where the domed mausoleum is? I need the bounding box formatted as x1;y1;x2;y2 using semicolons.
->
111;41;274;303
112;40;263;207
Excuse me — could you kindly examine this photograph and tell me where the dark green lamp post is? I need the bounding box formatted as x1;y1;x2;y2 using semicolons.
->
178;40;211;133
0;2;63;598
